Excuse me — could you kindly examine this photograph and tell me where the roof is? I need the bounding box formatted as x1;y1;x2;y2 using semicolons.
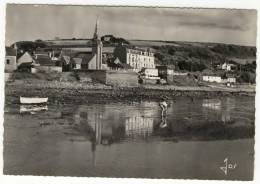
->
74;52;92;58
34;55;55;66
108;58;133;69
61;55;71;64
74;53;94;65
72;57;82;64
82;55;96;65
113;57;121;64
17;51;34;60
223;62;235;66
203;75;222;77
34;51;49;55
5;47;16;56
69;47;92;52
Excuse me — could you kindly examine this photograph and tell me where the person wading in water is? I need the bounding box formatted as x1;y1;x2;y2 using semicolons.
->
159;99;168;128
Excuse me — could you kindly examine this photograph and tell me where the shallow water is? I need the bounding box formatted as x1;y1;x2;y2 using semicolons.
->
4;96;255;180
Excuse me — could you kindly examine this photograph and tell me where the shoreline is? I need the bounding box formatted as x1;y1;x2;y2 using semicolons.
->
5;80;255;104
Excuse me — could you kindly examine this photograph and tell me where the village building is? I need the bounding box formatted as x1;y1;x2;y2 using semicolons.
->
221;62;236;71
140;68;159;79
202;75;222;83
114;45;155;72
15;51;37;72
57;55;74;71
33;54;62;73
17;51;35;66
5;47;17;72
107;57;133;70
156;65;175;78
202;75;236;84
72;57;82;70
222;74;236;84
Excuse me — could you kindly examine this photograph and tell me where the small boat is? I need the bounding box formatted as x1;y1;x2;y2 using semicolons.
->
20;97;48;104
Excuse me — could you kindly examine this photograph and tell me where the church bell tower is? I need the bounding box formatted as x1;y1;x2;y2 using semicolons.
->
92;19;103;70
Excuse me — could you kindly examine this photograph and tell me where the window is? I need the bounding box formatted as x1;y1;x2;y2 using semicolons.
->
6;59;10;65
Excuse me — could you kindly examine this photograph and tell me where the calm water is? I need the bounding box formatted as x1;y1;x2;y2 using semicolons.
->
4;96;255;180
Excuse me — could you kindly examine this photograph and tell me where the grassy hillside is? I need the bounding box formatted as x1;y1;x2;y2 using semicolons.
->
129;39;256;67
129;39;256;84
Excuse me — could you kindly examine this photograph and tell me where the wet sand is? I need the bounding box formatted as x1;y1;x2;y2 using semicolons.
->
5;80;255;105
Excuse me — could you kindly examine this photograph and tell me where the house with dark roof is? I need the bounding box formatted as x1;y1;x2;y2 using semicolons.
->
34;55;55;66
5;47;17;72
55;55;73;72
107;57;133;70
32;55;62;73
16;51;37;72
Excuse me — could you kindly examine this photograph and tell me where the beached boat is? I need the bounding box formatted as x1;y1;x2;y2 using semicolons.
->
20;97;48;104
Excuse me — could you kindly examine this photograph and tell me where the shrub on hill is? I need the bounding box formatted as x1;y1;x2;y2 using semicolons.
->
210;44;256;58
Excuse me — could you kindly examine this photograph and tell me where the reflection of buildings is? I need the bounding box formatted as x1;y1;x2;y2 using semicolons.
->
74;106;114;145
74;104;157;143
202;99;221;110
20;104;48;113
221;97;235;123
202;98;235;123
125;116;153;138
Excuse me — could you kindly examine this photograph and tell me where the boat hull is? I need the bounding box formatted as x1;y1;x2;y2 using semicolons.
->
20;97;48;104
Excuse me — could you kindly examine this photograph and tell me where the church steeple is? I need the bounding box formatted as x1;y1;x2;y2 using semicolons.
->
92;18;103;70
93;18;99;40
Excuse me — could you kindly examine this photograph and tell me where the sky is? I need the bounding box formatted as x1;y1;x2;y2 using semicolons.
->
5;4;257;46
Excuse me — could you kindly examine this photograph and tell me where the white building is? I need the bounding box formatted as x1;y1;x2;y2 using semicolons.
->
223;77;236;83
202;75;236;84
5;47;17;72
114;45;155;71
140;68;160;79
221;62;235;71
202;75;222;83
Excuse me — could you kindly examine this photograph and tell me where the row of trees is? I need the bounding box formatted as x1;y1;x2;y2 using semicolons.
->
210;44;256;58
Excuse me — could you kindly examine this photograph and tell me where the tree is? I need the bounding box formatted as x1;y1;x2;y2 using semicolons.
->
168;48;175;55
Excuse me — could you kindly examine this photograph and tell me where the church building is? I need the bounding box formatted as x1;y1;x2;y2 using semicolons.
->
82;19;107;70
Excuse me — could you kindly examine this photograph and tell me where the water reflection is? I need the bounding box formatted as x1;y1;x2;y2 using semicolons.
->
125;116;153;138
20;104;48;114
202;99;221;110
202;97;235;124
70;97;253;145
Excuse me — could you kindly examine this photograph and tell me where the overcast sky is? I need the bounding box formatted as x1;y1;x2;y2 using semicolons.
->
5;4;257;46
